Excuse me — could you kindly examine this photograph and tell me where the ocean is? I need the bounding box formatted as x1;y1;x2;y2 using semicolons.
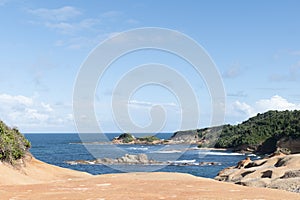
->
25;133;258;178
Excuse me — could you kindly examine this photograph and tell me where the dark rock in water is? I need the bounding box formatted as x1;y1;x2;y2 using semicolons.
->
66;154;161;165
114;154;151;164
66;154;222;167
199;161;221;166
161;160;221;166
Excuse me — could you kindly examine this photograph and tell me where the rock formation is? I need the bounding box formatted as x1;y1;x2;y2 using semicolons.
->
66;154;160;165
277;137;300;154
215;154;300;193
236;157;251;169
169;130;199;144
66;154;221;166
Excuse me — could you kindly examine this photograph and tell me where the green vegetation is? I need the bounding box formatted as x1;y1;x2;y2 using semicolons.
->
113;133;161;144
0;120;31;163
138;135;159;143
116;133;135;143
215;110;300;149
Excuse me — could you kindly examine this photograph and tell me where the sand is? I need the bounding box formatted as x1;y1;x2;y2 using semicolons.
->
0;155;299;200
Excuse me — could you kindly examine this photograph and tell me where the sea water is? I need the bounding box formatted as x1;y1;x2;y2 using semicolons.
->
25;133;258;178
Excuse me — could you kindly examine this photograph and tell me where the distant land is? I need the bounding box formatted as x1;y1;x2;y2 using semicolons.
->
114;110;300;155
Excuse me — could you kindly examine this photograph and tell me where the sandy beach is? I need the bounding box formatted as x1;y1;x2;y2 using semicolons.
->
1;155;299;200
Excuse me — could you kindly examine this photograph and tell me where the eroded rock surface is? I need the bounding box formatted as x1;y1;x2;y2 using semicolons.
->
215;154;300;193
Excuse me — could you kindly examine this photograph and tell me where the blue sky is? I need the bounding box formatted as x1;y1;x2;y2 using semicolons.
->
0;0;300;133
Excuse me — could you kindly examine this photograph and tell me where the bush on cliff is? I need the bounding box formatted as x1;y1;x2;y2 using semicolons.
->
215;110;300;152
0;120;31;163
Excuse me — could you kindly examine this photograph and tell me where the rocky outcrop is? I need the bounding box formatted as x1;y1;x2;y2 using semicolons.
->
277;137;300;154
169;130;199;144
66;154;221;166
168;126;223;146
66;154;159;165
215;154;300;193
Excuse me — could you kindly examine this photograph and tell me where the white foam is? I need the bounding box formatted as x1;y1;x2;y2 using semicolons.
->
198;151;244;156
154;150;182;154
169;159;196;164
127;147;149;151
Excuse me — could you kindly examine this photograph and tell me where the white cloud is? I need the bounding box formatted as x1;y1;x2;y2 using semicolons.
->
255;95;299;111
45;21;74;33
0;93;33;106
27;6;101;35
0;93;73;132
41;102;53;112
44;18;100;34
58;32;119;50
101;11;122;18
230;95;300;120
231;101;254;117
27;7;138;49
128;100;178;109
28;6;81;21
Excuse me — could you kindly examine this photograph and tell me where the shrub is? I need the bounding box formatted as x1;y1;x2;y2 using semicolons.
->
138;136;159;142
215;110;300;148
0;120;31;163
117;133;135;143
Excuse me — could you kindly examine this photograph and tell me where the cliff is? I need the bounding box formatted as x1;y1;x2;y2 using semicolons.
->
169;110;300;154
169;126;223;145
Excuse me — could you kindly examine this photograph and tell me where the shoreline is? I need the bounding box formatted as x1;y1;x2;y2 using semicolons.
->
1;155;299;199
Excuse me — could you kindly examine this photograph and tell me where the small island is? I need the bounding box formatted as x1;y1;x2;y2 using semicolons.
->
112;133;165;144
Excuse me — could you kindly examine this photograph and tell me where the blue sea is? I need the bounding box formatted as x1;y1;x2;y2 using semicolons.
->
25;133;259;178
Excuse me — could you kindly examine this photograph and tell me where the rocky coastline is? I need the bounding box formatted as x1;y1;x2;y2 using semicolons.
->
215;153;300;193
1;153;300;199
113;111;300;155
66;153;221;166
